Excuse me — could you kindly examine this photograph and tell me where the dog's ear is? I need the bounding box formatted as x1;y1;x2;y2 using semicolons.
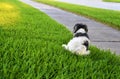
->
73;24;78;33
84;24;88;33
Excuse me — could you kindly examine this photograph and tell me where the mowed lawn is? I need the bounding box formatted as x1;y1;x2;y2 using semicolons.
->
0;0;120;79
103;0;120;2
35;0;120;30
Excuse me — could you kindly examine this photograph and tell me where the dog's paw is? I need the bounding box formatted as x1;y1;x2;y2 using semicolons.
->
77;50;90;55
82;50;90;55
85;50;90;55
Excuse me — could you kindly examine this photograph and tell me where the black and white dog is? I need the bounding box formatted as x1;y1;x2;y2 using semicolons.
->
62;23;90;55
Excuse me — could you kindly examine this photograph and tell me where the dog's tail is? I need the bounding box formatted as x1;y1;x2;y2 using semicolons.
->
62;44;68;50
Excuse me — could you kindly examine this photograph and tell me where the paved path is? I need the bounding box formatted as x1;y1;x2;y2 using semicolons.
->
59;0;120;10
21;0;120;54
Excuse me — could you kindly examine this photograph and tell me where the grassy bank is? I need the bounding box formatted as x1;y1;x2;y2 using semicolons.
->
103;0;120;3
35;0;120;30
1;0;120;79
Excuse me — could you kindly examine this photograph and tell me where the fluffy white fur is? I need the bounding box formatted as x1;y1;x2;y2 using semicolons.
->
75;28;86;33
62;29;90;55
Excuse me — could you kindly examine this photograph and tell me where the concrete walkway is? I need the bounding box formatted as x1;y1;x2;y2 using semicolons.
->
59;0;120;10
21;0;120;54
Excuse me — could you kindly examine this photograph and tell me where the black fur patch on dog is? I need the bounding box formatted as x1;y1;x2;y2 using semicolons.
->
83;41;89;50
74;33;89;39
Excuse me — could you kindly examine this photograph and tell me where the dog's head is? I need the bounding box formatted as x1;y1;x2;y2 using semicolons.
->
73;23;88;33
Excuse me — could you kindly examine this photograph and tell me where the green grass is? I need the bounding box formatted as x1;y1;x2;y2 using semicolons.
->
103;0;120;2
0;1;20;26
1;0;120;79
35;0;120;30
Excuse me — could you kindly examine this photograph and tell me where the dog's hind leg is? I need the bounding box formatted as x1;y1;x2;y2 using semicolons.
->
75;46;90;55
